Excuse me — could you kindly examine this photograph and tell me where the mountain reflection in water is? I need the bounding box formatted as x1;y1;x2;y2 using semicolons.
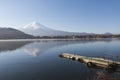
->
0;41;32;52
0;39;120;80
0;38;116;56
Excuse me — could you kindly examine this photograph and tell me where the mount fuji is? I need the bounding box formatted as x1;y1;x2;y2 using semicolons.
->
21;22;90;36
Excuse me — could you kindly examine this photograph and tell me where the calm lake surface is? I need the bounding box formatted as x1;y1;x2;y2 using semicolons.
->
0;39;120;80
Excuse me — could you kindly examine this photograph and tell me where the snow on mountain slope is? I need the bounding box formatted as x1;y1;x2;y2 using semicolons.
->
23;22;51;30
21;22;89;36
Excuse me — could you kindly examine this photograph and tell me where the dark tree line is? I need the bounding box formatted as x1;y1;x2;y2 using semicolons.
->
35;34;120;39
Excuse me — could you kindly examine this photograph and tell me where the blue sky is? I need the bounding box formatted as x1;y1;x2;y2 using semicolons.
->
0;0;120;33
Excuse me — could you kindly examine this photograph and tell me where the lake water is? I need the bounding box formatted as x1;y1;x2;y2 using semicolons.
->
0;39;120;80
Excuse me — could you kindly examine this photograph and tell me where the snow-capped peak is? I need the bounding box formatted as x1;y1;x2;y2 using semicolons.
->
21;21;89;36
23;21;49;30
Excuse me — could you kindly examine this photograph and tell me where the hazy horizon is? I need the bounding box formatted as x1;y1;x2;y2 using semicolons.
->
0;21;119;34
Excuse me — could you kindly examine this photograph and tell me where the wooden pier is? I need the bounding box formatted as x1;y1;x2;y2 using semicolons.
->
60;53;120;72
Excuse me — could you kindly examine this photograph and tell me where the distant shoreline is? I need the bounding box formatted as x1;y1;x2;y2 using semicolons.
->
0;38;119;42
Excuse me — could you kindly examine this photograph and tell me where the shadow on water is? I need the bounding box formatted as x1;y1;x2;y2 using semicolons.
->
0;41;32;53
